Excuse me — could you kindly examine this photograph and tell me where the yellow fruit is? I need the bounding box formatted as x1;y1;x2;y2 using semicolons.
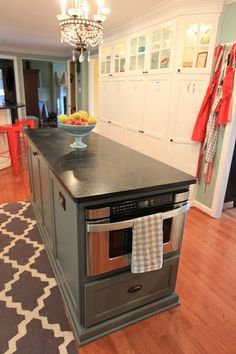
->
58;114;68;124
69;112;81;121
88;116;97;125
78;110;89;119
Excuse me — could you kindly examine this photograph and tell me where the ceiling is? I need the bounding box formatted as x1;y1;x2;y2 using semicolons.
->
0;0;162;57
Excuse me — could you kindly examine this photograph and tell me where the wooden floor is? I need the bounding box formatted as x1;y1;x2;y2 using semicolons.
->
1;158;236;354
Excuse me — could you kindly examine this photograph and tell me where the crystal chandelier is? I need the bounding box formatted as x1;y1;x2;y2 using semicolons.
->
57;0;110;62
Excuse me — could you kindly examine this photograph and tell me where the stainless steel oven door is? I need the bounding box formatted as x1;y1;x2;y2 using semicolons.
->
86;202;189;276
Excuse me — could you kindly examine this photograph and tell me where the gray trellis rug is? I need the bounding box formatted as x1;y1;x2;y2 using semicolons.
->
0;202;78;354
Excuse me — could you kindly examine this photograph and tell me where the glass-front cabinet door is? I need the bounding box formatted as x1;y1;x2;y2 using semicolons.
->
100;46;113;76
114;41;127;74
177;15;219;73
128;33;147;73
149;23;175;72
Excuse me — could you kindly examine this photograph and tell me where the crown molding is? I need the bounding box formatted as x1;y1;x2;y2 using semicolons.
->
104;0;225;43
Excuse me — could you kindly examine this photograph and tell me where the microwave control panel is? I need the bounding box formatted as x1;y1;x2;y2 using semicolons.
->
111;193;174;215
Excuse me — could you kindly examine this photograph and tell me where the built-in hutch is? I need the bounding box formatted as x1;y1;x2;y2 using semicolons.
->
97;2;223;178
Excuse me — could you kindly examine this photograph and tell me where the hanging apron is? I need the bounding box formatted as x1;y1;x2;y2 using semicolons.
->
217;43;236;125
191;45;224;143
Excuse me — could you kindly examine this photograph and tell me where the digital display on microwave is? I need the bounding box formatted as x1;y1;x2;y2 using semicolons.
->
138;200;149;208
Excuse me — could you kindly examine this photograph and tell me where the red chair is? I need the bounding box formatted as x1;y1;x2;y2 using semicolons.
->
15;119;35;129
0;124;27;176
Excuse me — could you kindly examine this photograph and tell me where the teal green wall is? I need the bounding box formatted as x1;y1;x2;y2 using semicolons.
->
196;2;236;208
219;2;236;43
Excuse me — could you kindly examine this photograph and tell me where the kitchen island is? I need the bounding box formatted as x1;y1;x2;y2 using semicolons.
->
26;128;196;345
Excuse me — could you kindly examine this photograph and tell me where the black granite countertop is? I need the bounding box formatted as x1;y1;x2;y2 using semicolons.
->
27;128;196;202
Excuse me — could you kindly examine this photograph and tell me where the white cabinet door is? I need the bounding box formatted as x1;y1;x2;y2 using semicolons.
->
176;14;219;74
126;76;145;151
97;119;112;139
111;78;127;145
99;79;113;122
168;75;208;175
142;75;172;162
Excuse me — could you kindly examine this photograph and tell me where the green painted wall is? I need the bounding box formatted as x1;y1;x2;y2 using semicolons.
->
195;2;236;208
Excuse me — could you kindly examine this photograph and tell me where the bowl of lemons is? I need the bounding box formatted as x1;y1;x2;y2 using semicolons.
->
58;110;97;149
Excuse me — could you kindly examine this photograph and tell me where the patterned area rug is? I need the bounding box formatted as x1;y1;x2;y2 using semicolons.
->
0;202;78;354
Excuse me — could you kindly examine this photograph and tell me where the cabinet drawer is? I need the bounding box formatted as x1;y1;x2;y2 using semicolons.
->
84;254;179;327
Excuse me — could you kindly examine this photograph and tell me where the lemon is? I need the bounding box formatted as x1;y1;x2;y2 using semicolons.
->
88;116;97;125
58;114;68;124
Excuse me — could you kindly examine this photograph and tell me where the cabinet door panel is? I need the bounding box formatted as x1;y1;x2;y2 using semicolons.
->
142;76;172;161
31;151;43;221
99;79;112;122
97;119;112;139
126;77;145;131
112;79;127;126
40;160;54;252
52;178;79;306
169;77;207;175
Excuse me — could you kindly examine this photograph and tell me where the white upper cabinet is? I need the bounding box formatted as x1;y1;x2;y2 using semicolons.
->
113;41;127;75
147;21;176;73
127;32;148;74
100;46;113;76
176;14;219;73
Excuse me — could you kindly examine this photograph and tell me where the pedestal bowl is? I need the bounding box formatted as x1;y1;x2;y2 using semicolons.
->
59;123;96;149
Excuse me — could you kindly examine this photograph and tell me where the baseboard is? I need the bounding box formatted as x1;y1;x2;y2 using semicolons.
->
191;200;213;217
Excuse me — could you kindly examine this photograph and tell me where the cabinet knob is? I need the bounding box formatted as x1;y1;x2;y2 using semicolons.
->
170;139;173;142
107;120;112;124
109;74;113;77
177;69;181;73
142;71;149;74
32;151;38;156
138;130;144;134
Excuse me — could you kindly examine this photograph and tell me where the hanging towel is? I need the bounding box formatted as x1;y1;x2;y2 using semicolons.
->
131;213;163;273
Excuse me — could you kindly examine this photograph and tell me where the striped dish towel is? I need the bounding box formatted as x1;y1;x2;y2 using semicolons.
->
131;213;163;273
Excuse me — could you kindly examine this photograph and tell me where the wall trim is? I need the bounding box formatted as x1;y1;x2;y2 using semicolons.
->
104;0;225;43
191;200;213;216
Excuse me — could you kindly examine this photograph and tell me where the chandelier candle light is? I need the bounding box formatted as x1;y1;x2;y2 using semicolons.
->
57;0;110;62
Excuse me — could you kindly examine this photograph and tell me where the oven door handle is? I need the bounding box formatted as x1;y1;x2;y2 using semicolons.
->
86;202;190;232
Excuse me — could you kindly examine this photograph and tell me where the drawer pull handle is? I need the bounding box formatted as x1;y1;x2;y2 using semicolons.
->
128;284;142;293
32;151;38;156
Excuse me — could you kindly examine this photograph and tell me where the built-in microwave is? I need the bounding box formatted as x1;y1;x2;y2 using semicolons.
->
86;191;189;276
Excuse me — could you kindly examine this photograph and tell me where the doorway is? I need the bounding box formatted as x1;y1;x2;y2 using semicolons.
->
22;59;67;127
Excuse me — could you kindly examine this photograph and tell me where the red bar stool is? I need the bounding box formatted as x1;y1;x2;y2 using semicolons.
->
15;119;35;129
0;124;27;175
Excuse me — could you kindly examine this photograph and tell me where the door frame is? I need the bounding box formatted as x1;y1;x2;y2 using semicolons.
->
0;54;22;116
88;55;99;117
211;77;236;217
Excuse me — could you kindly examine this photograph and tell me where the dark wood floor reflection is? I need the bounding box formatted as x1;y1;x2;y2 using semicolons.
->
1;156;236;354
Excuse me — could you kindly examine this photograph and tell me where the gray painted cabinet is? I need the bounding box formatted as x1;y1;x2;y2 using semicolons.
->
27;139;183;346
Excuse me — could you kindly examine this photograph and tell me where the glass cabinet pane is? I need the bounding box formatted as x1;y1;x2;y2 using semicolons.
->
182;22;213;69
198;23;212;45
150;25;173;70
160;49;170;68
101;47;112;74
130;35;146;71
183;47;194;67
151;30;161;51
161;27;173;49
114;42;127;73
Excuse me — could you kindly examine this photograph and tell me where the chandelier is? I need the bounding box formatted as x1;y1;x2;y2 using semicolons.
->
57;0;110;62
